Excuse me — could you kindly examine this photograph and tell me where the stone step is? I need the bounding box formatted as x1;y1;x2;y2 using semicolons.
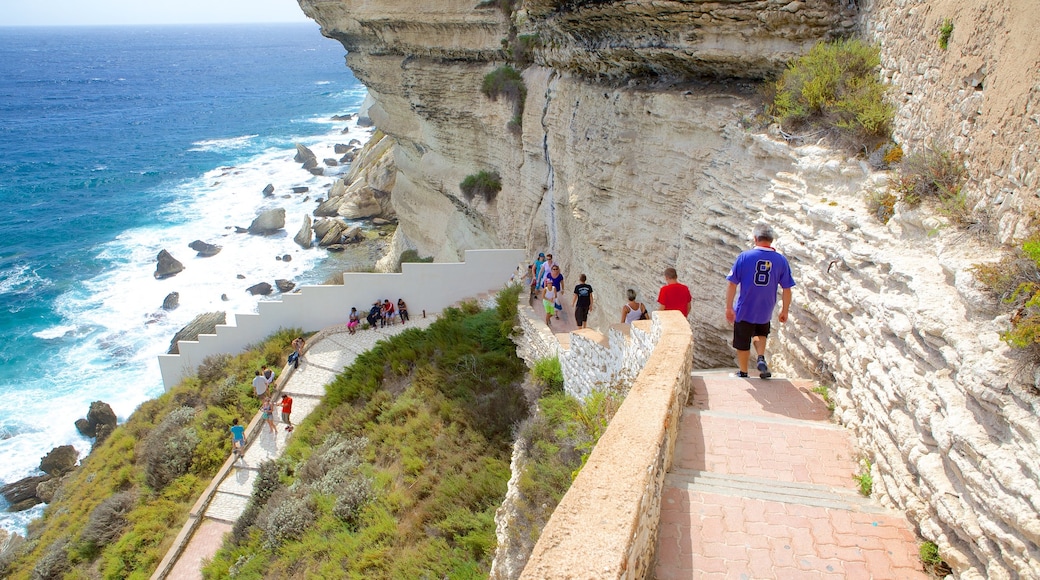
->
657;485;928;579
673;407;858;489
688;373;830;421
666;468;887;514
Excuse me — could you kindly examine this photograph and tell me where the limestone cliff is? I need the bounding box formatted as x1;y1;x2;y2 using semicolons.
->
298;0;1040;577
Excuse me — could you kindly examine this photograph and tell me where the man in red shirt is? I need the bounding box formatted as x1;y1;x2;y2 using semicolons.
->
279;395;294;432
657;267;692;317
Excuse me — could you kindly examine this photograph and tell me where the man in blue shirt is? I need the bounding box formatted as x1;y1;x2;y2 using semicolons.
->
725;224;795;379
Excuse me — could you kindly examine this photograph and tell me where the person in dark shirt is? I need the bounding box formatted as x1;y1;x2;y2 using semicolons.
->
571;274;594;329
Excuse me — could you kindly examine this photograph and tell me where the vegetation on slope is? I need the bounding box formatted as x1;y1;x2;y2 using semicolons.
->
770;38;893;150
0;331;297;579
202;289;530;579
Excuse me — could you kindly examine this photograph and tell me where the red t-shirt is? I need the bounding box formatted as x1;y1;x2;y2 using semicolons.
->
658;282;692;317
280;396;293;414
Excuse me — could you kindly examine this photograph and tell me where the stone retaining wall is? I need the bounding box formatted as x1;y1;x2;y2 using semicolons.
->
514;304;660;400
518;310;693;579
158;249;524;390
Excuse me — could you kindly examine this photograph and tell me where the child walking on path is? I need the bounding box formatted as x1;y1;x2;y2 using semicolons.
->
230;418;245;460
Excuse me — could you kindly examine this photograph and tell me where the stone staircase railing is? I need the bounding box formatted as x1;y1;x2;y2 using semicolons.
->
514;308;694;578
158;249;525;390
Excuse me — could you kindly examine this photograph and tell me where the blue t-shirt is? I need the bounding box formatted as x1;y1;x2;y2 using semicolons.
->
726;247;795;324
230;424;245;441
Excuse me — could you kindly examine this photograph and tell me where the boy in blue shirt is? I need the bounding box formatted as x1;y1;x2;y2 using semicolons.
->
725;224;795;379
230;418;245;460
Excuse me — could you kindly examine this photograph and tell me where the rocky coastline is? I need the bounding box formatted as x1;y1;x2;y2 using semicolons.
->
297;0;1040;577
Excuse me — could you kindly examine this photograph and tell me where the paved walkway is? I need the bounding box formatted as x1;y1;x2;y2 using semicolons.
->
159;315;436;580
656;371;928;579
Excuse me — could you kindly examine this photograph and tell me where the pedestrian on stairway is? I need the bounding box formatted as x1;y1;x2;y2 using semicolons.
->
657;267;692;317
279;394;294;432
725;223;795;379
230;418;245;460
571;274;594;329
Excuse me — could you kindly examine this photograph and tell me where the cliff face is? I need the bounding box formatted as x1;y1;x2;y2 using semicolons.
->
299;0;1040;577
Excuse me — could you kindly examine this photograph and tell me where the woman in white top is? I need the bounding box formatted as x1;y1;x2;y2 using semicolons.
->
621;288;647;324
542;283;560;326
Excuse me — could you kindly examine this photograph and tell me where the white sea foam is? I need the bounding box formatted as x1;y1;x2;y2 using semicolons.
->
0;263;49;298
32;324;80;340
0;116;376;533
188;134;259;152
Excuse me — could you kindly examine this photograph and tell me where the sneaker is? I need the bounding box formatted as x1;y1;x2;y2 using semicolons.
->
736;371;749;378
757;357;771;379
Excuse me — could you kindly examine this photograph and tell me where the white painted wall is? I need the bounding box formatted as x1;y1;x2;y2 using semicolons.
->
158;249;526;390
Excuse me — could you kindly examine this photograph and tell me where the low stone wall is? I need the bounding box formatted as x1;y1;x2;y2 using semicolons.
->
158;249;524;390
519;310;693;579
514;304;659;400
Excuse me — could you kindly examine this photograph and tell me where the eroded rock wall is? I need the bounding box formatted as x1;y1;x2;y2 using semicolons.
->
298;0;1040;576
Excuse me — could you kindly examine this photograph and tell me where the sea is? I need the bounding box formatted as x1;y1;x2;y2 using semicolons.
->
0;23;371;533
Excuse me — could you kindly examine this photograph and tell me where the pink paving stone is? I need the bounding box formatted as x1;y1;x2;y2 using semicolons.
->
693;555;730;573
660;375;927;580
166;519;232;580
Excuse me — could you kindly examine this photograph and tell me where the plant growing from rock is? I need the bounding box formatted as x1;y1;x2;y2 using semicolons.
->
972;232;1040;356
460;170;503;203
532;356;564;394
771;39;893;149
854;458;873;497
482;65;526;131
938;18;954;50
920;540;953;576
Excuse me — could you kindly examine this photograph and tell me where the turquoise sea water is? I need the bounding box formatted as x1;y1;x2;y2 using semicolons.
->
0;23;366;532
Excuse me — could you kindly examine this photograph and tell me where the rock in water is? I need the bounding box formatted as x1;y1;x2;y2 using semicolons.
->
247;208;286;235
40;445;78;476
282;254;292;262
293;143;317;165
86;401;117;442
162;292;180;311
0;475;51;511
189;240;221;257
246;282;273;296
75;418;93;438
168;311;226;355
324;158;339;167
292;186;309;193
154;250;184;279
275;279;296;293
262;183;275;197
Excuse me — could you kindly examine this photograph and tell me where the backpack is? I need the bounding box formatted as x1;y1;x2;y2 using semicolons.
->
639;304;649;320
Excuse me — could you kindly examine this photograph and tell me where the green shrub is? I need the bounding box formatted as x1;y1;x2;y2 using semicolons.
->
31;539;69;580
399;249;434;265
772;39;893;148
532;357;564;394
938;18;954;50
77;491;137;558
459;170;502;203
896;145;966;202
973;232;1040;354
259;493;316;548
141;407;200;491
482;65;526;131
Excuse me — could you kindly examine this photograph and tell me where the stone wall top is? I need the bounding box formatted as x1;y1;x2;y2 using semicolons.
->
520;310;693;579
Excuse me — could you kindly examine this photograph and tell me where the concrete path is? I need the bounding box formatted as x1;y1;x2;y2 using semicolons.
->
656;371;928;579
157;315;436;580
